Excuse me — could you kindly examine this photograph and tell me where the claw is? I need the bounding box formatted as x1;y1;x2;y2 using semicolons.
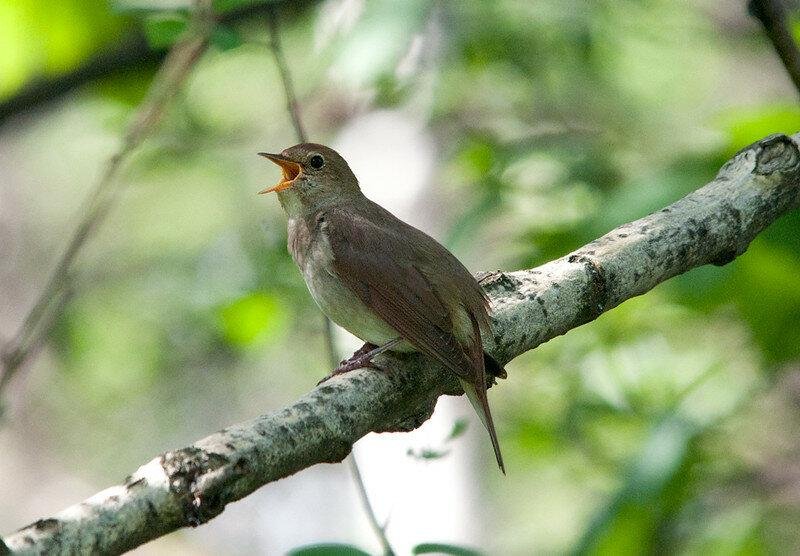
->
316;339;400;385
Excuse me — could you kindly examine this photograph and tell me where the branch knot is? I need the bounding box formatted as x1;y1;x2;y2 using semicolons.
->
568;254;609;319
753;134;799;175
161;448;229;527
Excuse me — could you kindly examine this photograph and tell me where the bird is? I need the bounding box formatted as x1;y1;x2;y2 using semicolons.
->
258;143;506;473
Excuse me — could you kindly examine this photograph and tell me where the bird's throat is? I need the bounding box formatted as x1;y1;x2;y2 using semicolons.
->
276;188;304;218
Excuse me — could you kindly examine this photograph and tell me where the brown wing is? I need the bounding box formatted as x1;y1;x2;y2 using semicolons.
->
323;202;488;380
324;201;505;472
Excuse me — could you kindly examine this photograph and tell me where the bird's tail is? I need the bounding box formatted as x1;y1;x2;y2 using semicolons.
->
459;377;505;474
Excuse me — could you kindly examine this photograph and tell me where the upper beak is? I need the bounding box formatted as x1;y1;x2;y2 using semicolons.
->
258;152;303;194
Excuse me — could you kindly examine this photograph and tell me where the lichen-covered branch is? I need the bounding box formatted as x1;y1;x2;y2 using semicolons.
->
4;133;800;554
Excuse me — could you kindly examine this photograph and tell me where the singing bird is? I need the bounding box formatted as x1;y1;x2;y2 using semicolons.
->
259;143;506;473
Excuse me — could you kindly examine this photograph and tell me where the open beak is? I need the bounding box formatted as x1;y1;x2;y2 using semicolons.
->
257;152;303;194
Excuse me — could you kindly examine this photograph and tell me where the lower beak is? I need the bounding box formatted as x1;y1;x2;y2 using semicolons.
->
258;152;302;194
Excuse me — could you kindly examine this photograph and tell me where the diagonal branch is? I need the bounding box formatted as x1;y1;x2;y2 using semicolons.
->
749;0;800;96
0;0;216;395
3;132;800;554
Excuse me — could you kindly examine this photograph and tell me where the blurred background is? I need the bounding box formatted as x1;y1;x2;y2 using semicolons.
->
1;0;800;554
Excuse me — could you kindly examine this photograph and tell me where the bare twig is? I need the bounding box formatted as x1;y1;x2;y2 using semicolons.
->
266;7;309;143
265;8;394;555
749;0;800;96
5;132;799;555
348;451;394;556
0;0;216;393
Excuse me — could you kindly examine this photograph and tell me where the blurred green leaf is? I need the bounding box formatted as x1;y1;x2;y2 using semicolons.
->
212;0;268;13
58;290;163;400
575;416;698;554
113;1;192;14
211;24;244;51
143;12;188;49
406;447;451;460
412;543;483;556
0;0;128;98
218;292;286;347
327;0;428;87
458;139;496;181
446;418;469;441
287;544;371;556
716;104;800;156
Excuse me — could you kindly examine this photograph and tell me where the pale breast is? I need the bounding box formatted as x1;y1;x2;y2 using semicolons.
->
293;218;405;348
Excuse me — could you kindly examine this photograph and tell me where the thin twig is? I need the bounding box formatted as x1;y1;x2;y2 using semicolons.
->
0;0;216;393
749;0;800;97
349;451;395;556
266;8;308;143
266;8;395;556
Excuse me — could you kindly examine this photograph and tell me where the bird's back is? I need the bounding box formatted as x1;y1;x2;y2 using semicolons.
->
346;197;491;333
323;195;505;471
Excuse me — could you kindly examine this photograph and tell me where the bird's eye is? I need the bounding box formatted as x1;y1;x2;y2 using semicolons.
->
309;154;325;169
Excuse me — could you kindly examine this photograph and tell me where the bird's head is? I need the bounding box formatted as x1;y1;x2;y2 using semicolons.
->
258;143;360;211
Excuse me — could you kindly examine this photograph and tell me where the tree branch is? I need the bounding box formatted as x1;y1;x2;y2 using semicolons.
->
4;132;799;554
749;0;800;96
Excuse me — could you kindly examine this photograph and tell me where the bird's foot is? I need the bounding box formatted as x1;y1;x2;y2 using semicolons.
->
318;343;380;385
317;339;401;385
340;342;378;365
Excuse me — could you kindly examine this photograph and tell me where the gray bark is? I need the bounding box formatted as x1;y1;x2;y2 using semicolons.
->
4;133;800;554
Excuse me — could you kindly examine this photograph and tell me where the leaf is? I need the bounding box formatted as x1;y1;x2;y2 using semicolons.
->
715;104;800;157
446;418;469;442
574;416;697;554
212;0;268;13
458;139;496;181
211;25;245;51
287;544;371;556
218;292;286;347
406;447;451;460
113;0;192;14
412;543;483;556
143;13;189;49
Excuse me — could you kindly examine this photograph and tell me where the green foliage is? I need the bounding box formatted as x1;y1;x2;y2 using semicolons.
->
212;0;268;14
412;543;483;556
406;447;450;460
716;104;800;157
446;417;469;441
218;292;287;347
3;0;800;554
112;0;191;13
0;0;126;97
210;24;245;51
142;12;188;49
407;418;470;460
287;544;371;556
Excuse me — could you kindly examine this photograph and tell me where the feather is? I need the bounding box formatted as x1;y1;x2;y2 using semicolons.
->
323;200;505;471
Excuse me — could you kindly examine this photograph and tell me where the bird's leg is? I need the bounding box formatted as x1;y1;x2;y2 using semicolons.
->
339;342;378;365
318;338;402;385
